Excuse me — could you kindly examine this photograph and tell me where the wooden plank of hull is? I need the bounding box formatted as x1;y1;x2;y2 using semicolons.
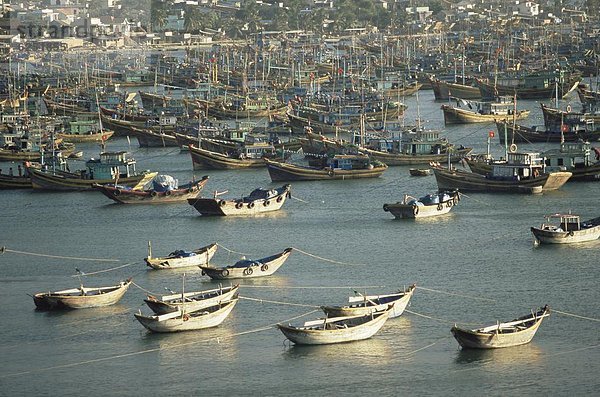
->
56;130;114;143
384;198;457;219
442;106;530;124
322;286;415;319
265;160;387;182
189;146;266;170
144;285;239;314
277;311;390;345
129;127;179;148
468;159;600;182
0;174;32;189
451;312;548;349
496;121;600;144
145;243;218;270
364;148;472;166
431;79;481;100
29;169;150;191
134;299;238;333
200;248;293;280
530;226;600;244
33;280;131;310
95;181;207;204
433;168;572;193
188;190;289;216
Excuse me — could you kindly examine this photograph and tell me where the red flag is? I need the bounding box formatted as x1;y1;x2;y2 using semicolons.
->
488;131;495;138
337;67;343;75
561;124;569;133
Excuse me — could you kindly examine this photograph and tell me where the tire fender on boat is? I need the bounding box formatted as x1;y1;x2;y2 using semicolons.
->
263;200;270;207
165;190;172;196
187;187;194;193
221;269;230;277
413;206;419;215
437;203;443;211
276;195;283;203
235;201;243;209
150;191;157;197
248;202;255;209
383;204;389;212
183;314;190;321
261;264;269;272
114;189;121;196
328;169;334;177
446;201;453;208
219;200;226;206
244;267;254;276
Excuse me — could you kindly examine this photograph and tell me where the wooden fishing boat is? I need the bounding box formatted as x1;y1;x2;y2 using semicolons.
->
144;284;239;314
127;126;179;148
277;310;390;345
145;242;218;270
430;76;481;100
33;279;132;310
265;155;387;182
496;120;600;144
383;190;460;219
467;141;600;181
451;306;550;349
29;151;155;191
0;170;31;189
188;184;291;216
441;96;530;124
476;70;580;99
409;168;432;176
93;175;209;204
540;103;600;127
321;285;416;319
188;144;272;170
134;299;238;333
361;130;473;166
199;248;293;280
531;214;600;244
432;152;572;193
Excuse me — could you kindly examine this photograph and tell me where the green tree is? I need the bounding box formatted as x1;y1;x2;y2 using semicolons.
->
150;0;168;32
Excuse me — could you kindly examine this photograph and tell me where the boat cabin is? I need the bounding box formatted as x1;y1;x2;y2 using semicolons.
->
328;154;372;170
542;214;581;232
543;141;594;171
491;152;545;180
85;151;137;180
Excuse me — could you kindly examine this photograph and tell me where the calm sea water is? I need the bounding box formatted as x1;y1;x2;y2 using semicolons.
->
1;89;599;396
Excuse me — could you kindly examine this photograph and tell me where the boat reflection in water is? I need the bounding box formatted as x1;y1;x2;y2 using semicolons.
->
454;343;544;368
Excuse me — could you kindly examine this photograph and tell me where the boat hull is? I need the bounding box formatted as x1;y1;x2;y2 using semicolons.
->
433;167;572;193
56;131;114;143
322;286;415;319
277;311;390;345
363;147;472;166
384;196;458;219
451;319;544;349
134;299;238;333
200;248;293;280
441;105;530;124
144;285;239;315
531;226;600;244
265;159;387;182
189;145;266;170
33;280;131;310
145;243;218;270
29;169;151;191
188;186;290;216
94;176;209;204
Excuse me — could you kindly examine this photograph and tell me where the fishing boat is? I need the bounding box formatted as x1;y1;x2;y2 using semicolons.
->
29;151;155;191
145;242;218;270
432;152;572;193
144;284;239;314
451;306;550;349
0;166;32;189
383;190;460;219
467;141;600;181
321;285;416;319
441;96;530;124
430;76;481;100
188;184;291;216
496;120;600;144
127;126;179;148
199;248;293;280
540;104;600;128
409;168;432;176
277;310;390;345
360;130;473;166
32;278;132;310
134;299;238;333
476;69;580;99
531;213;600;244
188;144;274;170
93;174;209;204
265;155;387;182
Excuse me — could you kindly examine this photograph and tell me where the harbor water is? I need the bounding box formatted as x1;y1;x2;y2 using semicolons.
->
1;89;599;395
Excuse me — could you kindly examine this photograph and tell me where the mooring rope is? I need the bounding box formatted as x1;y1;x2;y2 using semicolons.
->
291;247;366;266
70;262;138;277
131;281;161;297
240;295;321;308
552;309;600;322
239;285;387;290
405;309;462;325
417;286;496;303
0;308;320;378
0;247;121;262
216;243;250;256
290;195;309;203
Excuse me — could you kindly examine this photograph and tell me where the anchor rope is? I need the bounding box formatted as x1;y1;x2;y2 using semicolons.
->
131;281;162;297
552;309;600;322
238;285;387;290
416;286;496;303
0;247;121;262
405;309;463;325
216;243;250;256
291;247;366;266
70;262;138;277
239;296;321;308
0;308;319;378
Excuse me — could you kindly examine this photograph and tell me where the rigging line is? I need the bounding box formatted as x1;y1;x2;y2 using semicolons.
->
544;344;600;358
0;309;320;379
291;247;366;266
552;309;600;322
405;309;459;325
239;296;321;308
70;262;138;277
0;247;121;262
417;286;496;303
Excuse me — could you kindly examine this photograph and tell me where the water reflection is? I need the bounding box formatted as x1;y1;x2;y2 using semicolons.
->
283;336;391;365
454;343;544;369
